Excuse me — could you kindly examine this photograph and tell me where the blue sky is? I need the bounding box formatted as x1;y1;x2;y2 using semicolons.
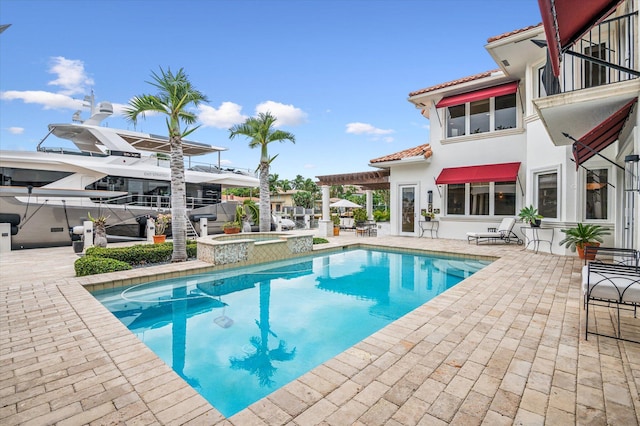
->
0;0;543;181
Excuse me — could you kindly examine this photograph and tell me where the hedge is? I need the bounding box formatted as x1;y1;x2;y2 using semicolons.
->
75;241;197;276
75;256;132;276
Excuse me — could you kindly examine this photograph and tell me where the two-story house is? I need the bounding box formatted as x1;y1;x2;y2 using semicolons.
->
368;0;638;254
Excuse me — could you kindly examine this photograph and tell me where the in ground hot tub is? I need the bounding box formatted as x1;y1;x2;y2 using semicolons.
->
197;232;313;266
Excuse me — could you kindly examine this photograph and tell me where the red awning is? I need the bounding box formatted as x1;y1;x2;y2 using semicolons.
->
573;98;637;168
436;162;521;184
538;0;623;76
435;81;519;109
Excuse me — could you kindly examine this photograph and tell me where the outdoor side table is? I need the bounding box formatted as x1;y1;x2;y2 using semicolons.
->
419;220;439;238
521;226;554;254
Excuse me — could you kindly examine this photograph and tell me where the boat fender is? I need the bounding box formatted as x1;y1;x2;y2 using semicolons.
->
0;213;21;226
189;214;217;222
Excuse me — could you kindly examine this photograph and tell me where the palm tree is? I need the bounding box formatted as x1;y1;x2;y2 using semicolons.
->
124;67;208;262
229;112;295;232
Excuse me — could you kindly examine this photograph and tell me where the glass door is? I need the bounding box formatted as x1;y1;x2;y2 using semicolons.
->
399;185;417;235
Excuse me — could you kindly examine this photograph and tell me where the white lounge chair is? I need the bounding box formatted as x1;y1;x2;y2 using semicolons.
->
466;217;521;245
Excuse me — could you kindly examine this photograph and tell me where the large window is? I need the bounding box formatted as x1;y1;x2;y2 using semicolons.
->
446;181;516;216
536;171;558;219
585;168;608;219
445;93;517;138
0;167;73;187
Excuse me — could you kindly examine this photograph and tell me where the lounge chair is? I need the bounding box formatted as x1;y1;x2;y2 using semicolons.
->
582;247;639;342
466;217;521;245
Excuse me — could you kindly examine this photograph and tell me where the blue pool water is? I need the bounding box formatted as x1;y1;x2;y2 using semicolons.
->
92;248;490;417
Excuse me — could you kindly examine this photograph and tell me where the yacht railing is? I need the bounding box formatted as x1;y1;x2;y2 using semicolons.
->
92;194;221;209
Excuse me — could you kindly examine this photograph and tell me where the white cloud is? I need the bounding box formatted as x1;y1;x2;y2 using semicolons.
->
47;57;94;96
345;122;394;136
303;163;315;169
7;127;24;134
0;90;83;110
255;101;307;127
198;102;248;129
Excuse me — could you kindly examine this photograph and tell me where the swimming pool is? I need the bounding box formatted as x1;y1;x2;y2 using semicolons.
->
92;247;490;417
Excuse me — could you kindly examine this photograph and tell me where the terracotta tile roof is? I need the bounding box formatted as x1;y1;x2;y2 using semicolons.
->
408;70;500;97
370;143;432;164
486;23;542;43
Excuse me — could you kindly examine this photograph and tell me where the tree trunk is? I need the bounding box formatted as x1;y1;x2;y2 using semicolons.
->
170;134;188;262
259;162;271;232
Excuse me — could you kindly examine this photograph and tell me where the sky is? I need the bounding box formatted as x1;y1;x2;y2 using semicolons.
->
0;0;544;181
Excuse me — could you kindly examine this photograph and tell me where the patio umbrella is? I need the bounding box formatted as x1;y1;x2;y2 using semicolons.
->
329;199;362;208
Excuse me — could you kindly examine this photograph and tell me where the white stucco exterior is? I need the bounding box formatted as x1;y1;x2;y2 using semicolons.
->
372;5;639;255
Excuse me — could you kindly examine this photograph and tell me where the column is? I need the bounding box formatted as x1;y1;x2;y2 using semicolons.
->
366;189;373;220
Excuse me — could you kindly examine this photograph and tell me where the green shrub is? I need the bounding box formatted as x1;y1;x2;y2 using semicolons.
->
75;255;132;276
373;210;390;222
79;241;199;276
313;237;329;244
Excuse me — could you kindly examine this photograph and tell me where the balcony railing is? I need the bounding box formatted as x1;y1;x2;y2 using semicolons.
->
540;8;638;96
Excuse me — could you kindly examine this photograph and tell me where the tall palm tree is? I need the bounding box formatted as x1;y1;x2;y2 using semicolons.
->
124;67;208;262
229;112;295;232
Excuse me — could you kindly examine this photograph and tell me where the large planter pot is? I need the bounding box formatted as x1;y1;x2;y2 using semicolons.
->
333;226;340;236
577;242;600;260
153;235;166;244
223;227;241;234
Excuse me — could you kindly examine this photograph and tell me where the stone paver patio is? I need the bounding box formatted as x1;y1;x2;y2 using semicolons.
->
1;233;638;425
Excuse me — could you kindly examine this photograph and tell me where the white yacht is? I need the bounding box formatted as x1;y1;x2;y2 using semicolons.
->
0;98;259;249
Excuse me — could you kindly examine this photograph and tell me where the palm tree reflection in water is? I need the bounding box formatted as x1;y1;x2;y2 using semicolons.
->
229;280;296;387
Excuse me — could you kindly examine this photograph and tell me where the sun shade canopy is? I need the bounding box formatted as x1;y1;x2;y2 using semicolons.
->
572;98;637;168
538;0;623;76
435;81;519;109
436;162;521;185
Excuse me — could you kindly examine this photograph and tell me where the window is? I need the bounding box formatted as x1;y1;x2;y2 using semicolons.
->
469;182;489;215
584;43;607;88
585;168;608;219
470;99;490;134
446;104;466;137
447;184;465;215
536;171;558;219
446;181;517;216
445;93;517;138
494;182;516;215
495;94;516;130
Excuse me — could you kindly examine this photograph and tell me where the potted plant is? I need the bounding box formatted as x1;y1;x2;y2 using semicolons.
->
153;213;171;243
559;223;611;259
353;208;368;224
88;212;109;248
518;205;543;227
222;221;241;234
421;209;435;221
331;214;340;236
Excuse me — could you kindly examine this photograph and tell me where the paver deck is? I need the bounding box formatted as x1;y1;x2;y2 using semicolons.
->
1;233;639;425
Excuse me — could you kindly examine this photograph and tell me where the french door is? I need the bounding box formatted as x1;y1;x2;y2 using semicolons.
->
399;185;417;235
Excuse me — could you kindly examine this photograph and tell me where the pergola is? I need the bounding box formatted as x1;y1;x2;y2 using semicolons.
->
316;169;390;190
315;169;390;237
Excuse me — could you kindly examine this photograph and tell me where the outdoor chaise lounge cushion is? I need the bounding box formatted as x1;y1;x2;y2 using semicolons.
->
582;263;640;304
466;217;516;243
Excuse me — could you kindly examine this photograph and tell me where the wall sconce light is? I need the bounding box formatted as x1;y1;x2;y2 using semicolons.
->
427;190;433;204
625;154;639;192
